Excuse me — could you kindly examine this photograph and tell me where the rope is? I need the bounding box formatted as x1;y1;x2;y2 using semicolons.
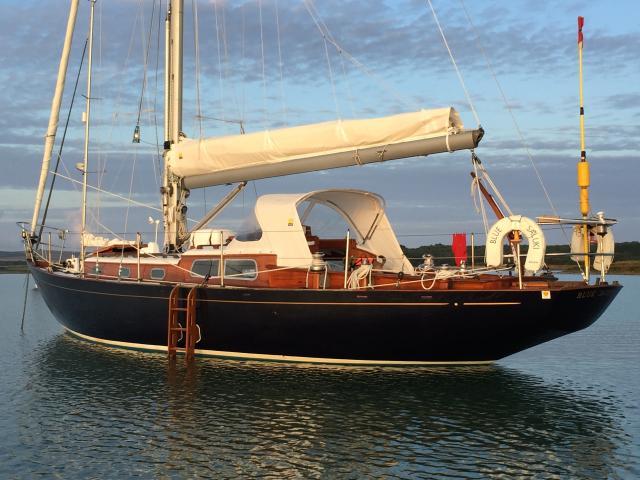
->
426;0;481;127
347;264;372;289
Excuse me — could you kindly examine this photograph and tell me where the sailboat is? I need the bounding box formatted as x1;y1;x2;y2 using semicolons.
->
22;1;621;365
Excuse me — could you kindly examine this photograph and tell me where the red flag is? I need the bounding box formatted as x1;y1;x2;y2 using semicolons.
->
452;233;467;267
578;16;584;45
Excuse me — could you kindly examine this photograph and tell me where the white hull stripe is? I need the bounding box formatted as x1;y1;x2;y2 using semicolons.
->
65;328;494;366
462;302;521;306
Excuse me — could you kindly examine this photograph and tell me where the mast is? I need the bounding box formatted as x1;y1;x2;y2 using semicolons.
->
170;0;183;144
577;16;591;281
80;0;96;272
162;0;188;252
30;0;79;236
164;12;171;144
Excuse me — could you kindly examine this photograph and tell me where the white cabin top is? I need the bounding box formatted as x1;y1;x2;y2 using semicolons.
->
186;189;413;273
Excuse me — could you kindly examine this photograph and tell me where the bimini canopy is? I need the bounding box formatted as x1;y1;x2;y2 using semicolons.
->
224;189;413;273
168;108;482;189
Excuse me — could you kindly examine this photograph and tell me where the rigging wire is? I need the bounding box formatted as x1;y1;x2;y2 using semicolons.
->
134;0;156;136
471;156;490;235
208;0;243;133
192;0;203;138
258;0;267;128
152;0;163;180
193;0;206;216
222;2;243;130
425;0;481;128
101;2;144;196
458;0;581;272
459;0;559;219
322;33;340;119
213;0;225;125
125;0;158;240
94;0;104;231
37;39;88;245
240;3;247;126
274;0;288;124
52;171;163;213
303;0;416;110
123;150;139;239
340;47;356;118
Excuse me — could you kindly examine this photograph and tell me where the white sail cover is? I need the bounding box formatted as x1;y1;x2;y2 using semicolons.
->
168;107;479;189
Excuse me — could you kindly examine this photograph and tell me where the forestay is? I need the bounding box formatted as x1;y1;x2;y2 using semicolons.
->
168;107;482;189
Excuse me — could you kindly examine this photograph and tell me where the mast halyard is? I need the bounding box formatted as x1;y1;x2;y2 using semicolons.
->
80;0;96;273
162;0;188;252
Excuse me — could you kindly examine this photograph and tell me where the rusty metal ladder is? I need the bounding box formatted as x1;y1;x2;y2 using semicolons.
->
167;285;199;362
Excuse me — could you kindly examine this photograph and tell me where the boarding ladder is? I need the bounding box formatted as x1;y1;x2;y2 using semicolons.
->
167;285;199;362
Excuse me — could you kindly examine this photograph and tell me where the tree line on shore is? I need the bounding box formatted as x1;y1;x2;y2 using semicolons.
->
401;241;640;267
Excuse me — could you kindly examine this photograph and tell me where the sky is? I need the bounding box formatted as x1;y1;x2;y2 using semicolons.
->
0;0;638;251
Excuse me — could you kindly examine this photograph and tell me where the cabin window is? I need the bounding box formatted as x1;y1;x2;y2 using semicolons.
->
150;268;165;280
92;264;102;275
118;266;130;278
235;211;263;241
224;259;257;280
297;200;357;241
191;259;220;278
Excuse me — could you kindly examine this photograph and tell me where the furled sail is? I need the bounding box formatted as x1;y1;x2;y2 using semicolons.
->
168;107;483;189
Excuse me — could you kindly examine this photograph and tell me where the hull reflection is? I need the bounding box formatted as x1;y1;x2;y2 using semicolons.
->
20;334;629;478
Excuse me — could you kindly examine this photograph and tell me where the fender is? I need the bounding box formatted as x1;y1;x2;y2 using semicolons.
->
485;215;546;272
593;229;614;272
571;225;615;272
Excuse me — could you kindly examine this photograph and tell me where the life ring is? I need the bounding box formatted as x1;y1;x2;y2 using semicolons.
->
485;215;546;272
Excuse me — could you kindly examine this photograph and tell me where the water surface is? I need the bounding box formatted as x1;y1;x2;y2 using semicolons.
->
0;274;638;478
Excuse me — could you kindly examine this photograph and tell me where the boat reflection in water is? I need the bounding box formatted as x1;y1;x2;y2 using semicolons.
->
20;334;628;478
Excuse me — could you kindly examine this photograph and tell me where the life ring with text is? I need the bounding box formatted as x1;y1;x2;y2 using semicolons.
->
485;215;546;272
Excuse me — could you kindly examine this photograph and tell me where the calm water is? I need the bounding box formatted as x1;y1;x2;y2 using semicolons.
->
0;274;638;479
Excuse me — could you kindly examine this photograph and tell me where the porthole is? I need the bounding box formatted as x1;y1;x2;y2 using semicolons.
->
150;268;165;280
118;266;130;278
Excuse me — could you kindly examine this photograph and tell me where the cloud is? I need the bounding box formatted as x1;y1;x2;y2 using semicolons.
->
601;93;640;110
0;0;638;250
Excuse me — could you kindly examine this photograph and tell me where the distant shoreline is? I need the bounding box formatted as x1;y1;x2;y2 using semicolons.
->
546;261;640;275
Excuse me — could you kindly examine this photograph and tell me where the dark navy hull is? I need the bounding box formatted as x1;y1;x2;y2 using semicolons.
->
30;265;622;364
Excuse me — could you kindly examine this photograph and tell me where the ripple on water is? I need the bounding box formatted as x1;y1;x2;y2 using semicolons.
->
0;274;639;479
